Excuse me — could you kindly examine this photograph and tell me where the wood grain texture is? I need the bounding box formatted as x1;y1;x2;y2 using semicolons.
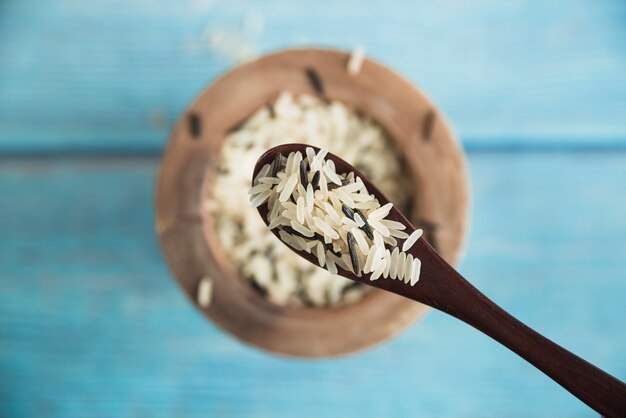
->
1;153;625;417
1;0;626;153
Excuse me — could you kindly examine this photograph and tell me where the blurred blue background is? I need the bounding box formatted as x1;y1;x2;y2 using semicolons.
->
1;0;625;416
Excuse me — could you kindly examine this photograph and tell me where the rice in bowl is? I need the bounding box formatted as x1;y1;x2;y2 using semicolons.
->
204;92;414;307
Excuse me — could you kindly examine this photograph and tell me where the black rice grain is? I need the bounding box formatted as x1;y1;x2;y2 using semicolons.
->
347;232;360;274
422;110;436;141
311;171;321;189
341;204;355;220
271;153;287;177
304;67;325;95
355;208;374;240
361;222;374;240
188;112;202;138
299;159;308;187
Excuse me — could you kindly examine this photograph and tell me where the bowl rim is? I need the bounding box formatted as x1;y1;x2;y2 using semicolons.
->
155;46;470;358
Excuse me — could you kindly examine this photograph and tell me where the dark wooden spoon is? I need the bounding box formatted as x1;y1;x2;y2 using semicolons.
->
253;143;626;417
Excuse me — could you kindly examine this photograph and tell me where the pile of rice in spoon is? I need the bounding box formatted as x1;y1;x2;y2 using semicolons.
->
251;147;423;285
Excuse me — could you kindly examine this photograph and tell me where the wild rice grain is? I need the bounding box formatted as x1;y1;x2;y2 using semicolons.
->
188;112;203;138
299;160;308;187
350;227;370;255
361;222;374;240
270;154;283;177
346;232;360;274
311;171;321;190
341;204;355;220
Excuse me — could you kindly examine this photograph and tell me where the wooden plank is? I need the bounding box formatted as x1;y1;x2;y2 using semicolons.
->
1;0;625;152
0;153;625;417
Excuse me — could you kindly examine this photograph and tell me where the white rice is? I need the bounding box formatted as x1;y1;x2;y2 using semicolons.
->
402;228;424;252
368;218;390;237
323;164;343;186
403;253;414;284
250;190;271;208
290;220;315;238
315;242;326;267
268;215;288;229
326;254;338;275
197;276;213;308
279;173;298;202
210;92;413;307
389;247;399;280
368;203;393;221
410;257;421;286
347;46;366;75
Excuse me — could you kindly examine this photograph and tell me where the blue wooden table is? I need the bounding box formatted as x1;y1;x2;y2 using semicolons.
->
1;1;625;417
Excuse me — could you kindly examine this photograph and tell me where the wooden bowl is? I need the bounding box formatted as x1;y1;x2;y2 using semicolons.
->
155;48;470;357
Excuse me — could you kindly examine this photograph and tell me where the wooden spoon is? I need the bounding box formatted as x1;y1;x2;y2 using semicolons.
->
253;143;626;417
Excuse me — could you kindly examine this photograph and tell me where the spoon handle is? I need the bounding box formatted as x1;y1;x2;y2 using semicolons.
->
403;239;626;417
